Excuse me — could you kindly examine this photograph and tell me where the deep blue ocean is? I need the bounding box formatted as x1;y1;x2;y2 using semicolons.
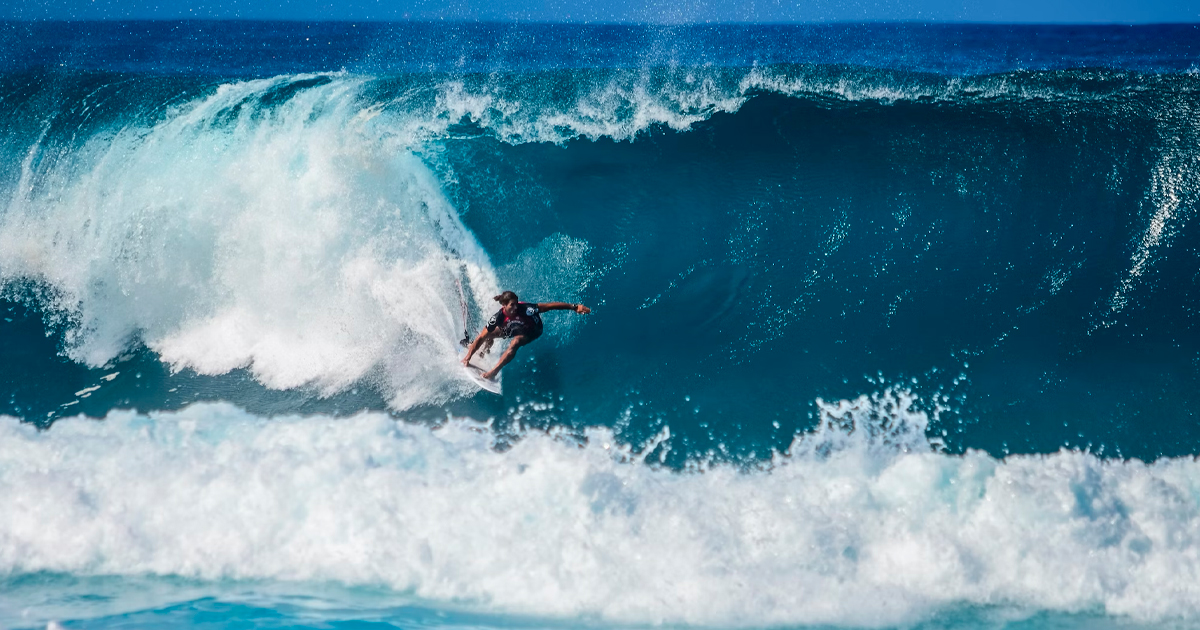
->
2;20;1200;629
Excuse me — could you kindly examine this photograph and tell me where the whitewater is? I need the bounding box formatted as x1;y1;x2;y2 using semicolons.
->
1;20;1199;630
5;395;1200;629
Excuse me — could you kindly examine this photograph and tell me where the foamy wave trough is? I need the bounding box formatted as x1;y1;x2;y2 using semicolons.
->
2;392;1199;627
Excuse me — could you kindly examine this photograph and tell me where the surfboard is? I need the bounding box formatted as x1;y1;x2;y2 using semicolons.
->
462;353;502;395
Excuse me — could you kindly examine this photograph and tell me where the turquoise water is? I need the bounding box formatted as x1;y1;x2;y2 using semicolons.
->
1;21;1199;629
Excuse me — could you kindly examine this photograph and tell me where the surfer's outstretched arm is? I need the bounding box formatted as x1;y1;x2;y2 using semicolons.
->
536;302;592;314
481;335;530;380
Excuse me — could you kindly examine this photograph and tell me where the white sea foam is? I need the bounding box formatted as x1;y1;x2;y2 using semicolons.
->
2;394;1200;627
0;74;501;408
427;72;748;144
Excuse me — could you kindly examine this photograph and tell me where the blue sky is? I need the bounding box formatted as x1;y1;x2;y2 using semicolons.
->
2;0;1197;23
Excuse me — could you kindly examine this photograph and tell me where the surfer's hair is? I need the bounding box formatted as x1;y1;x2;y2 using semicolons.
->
494;291;519;305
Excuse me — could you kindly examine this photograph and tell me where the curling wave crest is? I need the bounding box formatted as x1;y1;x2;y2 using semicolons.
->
403;65;1171;144
0;74;500;408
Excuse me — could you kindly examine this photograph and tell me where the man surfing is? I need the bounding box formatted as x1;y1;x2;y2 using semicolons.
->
461;291;591;380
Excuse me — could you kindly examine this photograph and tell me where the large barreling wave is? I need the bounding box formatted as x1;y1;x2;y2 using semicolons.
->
1;59;1198;459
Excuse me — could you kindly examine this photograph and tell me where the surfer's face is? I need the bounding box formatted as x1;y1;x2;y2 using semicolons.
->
501;301;518;316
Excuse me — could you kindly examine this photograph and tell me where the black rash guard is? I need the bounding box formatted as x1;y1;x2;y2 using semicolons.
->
487;302;544;341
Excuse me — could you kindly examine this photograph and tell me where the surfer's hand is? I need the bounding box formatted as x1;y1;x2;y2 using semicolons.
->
461;356;471;367
575;304;591;314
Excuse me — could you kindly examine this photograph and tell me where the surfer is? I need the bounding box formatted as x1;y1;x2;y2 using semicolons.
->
461;291;591;380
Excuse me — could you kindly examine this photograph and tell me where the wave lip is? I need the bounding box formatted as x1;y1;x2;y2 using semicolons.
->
381;65;1195;146
3;396;1200;627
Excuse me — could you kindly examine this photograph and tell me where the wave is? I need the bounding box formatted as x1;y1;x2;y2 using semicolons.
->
0;65;1198;459
2;395;1200;627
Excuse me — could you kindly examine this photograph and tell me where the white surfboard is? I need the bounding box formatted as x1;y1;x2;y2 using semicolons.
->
462;353;502;395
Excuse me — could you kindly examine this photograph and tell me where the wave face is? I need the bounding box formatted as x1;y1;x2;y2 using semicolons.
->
1;21;1200;629
4;62;1199;459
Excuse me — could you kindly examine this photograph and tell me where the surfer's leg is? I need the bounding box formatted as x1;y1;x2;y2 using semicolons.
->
481;334;530;379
